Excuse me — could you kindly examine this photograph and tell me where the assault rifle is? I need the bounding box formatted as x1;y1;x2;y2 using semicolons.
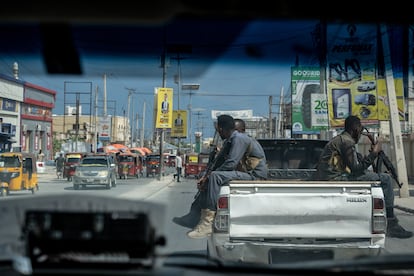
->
362;128;403;189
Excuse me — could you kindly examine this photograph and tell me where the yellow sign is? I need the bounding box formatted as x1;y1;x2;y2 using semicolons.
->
66;154;82;158
188;155;198;163
171;110;187;138
155;87;173;129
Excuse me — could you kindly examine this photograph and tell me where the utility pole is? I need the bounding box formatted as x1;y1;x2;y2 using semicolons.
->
278;86;284;138
158;34;167;181
103;74;107;117
123;109;127;144
125;87;136;147
102;73;109;146
94;85;98;153
173;53;183;153
381;24;409;197
135;112;139;146
141;101;146;148
268;96;273;138
74;94;80;151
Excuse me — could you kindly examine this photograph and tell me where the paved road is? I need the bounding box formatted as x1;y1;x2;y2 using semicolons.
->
34;167;414;257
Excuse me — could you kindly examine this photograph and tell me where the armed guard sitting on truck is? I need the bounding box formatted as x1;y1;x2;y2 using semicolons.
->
186;115;268;239
314;115;412;239
173;118;250;229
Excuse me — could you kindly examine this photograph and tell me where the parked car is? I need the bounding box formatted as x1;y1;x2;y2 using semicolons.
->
357;81;376;92
72;154;117;190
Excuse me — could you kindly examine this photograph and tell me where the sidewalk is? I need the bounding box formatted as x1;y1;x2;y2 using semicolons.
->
394;183;414;214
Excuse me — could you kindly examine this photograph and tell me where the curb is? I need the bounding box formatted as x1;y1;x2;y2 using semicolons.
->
395;205;414;215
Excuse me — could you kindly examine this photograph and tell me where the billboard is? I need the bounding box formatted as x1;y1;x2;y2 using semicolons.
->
291;66;328;134
155;87;173;129
210;109;253;119
98;116;111;141
171;110;187;138
326;23;405;127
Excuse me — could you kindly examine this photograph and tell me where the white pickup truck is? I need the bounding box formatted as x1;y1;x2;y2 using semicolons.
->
207;138;387;264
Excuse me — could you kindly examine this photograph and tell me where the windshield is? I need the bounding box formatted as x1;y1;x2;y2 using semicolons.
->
119;156;134;162
0;2;413;275
66;157;81;163
81;158;108;166
0;156;20;167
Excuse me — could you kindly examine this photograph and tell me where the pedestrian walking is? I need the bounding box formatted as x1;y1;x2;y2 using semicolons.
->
175;152;183;182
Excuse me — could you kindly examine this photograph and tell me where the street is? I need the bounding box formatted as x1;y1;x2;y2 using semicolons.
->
35;166;207;255
5;166;414;260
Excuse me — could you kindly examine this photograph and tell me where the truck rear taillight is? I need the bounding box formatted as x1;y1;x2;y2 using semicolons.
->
218;196;228;209
215;195;229;232
372;197;386;234
373;197;384;209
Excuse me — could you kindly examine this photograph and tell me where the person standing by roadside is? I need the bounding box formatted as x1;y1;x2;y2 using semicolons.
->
55;153;65;178
37;149;45;162
175;152;183;182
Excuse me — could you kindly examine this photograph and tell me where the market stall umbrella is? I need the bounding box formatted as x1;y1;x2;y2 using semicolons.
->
111;143;129;150
104;146;119;153
105;143;129;153
130;147;146;156
139;147;152;154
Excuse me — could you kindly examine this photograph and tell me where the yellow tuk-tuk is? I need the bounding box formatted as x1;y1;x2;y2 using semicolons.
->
0;152;38;196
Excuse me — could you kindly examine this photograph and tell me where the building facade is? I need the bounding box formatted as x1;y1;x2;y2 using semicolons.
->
0;74;23;152
0;73;56;160
52;114;130;151
21;83;56;160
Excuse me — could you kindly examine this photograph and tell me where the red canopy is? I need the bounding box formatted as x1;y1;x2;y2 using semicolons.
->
104;143;129;153
138;147;152;154
130;147;145;155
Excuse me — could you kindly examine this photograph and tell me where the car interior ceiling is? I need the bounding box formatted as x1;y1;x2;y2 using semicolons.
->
0;2;412;76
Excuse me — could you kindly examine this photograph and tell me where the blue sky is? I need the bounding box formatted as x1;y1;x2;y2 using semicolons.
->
0;19;320;140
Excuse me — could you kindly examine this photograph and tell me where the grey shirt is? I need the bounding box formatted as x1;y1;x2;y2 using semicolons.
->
216;130;268;179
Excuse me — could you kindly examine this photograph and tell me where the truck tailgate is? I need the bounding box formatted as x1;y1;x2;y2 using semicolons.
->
228;181;376;239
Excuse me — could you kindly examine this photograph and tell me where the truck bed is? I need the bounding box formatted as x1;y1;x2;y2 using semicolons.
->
208;139;387;264
227;180;381;239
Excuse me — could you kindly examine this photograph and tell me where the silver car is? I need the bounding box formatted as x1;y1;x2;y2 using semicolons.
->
357;81;376;92
73;155;117;190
